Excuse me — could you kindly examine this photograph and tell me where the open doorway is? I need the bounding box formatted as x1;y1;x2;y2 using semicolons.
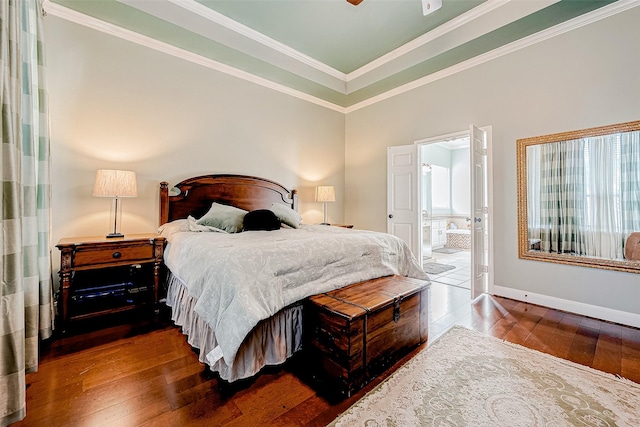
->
419;134;472;290
387;125;491;298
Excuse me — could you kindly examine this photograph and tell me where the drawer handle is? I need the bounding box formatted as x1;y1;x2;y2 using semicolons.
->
112;251;122;259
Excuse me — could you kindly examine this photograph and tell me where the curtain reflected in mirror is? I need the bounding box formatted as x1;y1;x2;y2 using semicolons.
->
517;120;640;273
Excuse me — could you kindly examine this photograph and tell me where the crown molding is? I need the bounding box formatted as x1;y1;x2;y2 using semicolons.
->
42;1;347;113
168;0;520;92
119;0;346;92
43;0;638;113
167;0;347;81
167;0;526;88
345;0;559;94
135;0;558;96
345;0;640;113
347;0;510;81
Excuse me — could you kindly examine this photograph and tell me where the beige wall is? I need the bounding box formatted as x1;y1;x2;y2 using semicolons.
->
45;17;345;281
45;8;640;319
345;9;640;316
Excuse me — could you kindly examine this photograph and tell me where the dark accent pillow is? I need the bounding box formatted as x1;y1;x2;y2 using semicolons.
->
243;209;281;231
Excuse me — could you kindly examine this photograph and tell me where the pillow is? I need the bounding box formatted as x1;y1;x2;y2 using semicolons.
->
158;219;190;238
270;203;302;229
196;202;247;233
187;215;228;233
243;209;281;231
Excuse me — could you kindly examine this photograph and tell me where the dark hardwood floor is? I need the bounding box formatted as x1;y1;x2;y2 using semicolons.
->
14;283;640;427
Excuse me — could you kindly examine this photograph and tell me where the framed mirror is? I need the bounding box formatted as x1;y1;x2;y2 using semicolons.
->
517;120;640;273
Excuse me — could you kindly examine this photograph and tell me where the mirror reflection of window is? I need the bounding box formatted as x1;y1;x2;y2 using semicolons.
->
431;165;450;210
526;129;640;260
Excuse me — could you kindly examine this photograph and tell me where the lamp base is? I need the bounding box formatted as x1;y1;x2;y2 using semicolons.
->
319;223;330;226
106;198;125;239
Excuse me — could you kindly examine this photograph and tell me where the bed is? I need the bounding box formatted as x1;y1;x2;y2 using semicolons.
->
158;174;428;382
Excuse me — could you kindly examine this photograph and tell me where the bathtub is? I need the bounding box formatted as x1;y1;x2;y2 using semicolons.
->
446;229;470;235
446;229;471;249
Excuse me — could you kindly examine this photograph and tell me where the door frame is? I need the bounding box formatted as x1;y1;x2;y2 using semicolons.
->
415;126;494;296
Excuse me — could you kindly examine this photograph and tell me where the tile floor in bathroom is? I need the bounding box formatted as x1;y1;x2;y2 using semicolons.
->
423;247;471;290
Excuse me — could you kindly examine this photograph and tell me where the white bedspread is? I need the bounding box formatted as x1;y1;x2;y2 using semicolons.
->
162;224;428;366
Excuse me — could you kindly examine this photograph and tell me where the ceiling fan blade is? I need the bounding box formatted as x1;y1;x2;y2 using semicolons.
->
347;0;364;5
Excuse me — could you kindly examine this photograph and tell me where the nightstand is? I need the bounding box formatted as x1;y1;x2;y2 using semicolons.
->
56;233;165;331
330;224;354;229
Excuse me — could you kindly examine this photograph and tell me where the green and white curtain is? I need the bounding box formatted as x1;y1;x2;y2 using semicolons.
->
528;130;640;259
537;139;585;254
621;130;640;238
1;0;53;425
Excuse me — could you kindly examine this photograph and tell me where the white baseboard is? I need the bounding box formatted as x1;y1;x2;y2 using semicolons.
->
491;285;640;328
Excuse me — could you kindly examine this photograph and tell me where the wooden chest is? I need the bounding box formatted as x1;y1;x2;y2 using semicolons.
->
305;275;429;398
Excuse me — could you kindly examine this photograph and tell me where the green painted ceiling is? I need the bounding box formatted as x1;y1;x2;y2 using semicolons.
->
197;0;483;73
49;0;620;109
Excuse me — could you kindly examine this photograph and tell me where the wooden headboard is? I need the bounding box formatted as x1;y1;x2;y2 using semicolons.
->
159;174;298;225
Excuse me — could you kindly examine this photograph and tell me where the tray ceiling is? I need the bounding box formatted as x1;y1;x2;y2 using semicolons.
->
46;0;625;111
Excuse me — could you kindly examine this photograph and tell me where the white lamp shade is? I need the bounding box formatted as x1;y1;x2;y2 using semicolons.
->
93;169;138;198
315;185;335;203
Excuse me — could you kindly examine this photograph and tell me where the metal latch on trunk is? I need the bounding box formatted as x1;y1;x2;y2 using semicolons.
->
393;298;401;323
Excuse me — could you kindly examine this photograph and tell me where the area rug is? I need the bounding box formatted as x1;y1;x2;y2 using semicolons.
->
433;247;462;254
329;325;640;426
422;262;456;274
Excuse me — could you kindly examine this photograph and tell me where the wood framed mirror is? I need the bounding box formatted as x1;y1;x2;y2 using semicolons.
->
517;120;640;273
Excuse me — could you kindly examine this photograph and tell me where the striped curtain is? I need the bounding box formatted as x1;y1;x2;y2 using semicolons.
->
621;131;640;239
0;0;53;425
581;135;625;259
531;130;640;259
538;139;585;254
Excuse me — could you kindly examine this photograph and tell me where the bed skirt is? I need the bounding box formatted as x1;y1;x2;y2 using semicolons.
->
165;273;304;382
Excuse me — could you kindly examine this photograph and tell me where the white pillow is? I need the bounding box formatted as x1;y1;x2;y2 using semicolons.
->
158;219;189;238
270;203;302;228
158;217;229;238
196;202;247;233
187;215;228;233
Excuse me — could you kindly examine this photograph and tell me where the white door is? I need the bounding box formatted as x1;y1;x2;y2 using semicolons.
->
387;145;421;261
470;125;487;299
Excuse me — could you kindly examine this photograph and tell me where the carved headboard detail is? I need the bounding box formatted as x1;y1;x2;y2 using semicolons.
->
159;174;298;225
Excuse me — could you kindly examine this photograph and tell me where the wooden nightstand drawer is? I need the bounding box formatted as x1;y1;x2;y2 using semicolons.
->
56;233;165;332
73;244;153;267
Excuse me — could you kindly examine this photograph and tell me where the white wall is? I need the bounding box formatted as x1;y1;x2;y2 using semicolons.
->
421;144;451;215
451;147;470;215
345;8;640;317
45;17;345;282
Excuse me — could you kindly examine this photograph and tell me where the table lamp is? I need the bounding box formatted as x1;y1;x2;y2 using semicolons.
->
315;185;335;225
93;169;138;238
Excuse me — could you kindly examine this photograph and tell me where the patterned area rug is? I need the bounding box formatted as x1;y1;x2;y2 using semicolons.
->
422;262;456;274
330;326;640;426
